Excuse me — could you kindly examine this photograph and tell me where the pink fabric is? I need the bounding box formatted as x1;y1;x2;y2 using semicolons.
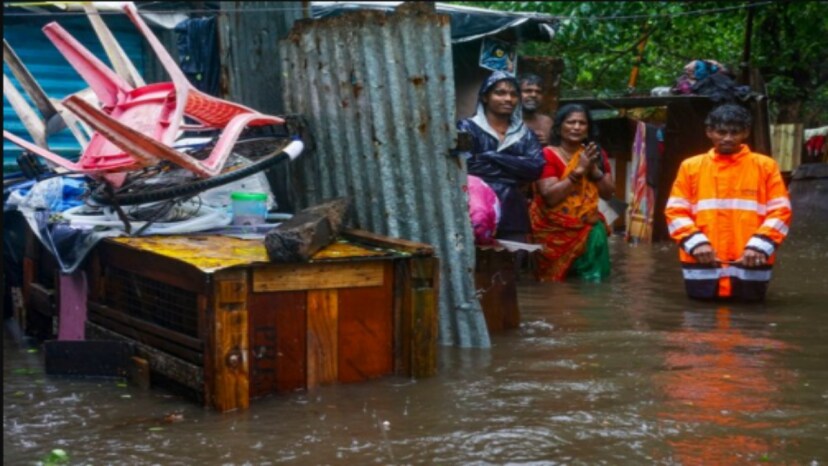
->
58;271;87;341
467;175;500;245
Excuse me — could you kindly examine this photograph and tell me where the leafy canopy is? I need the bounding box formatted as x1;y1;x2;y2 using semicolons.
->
464;1;828;125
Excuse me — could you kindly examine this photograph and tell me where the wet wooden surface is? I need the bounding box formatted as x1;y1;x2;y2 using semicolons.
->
111;236;390;273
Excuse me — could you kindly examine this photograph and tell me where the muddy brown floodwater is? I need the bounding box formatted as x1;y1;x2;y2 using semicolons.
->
4;224;828;465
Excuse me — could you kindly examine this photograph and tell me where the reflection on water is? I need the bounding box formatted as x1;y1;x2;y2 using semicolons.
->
4;229;828;464
655;307;797;464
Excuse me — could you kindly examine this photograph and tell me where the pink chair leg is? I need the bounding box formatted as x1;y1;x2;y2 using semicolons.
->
3;130;82;171
42;22;132;110
199;113;286;176
63;96;211;177
122;3;189;142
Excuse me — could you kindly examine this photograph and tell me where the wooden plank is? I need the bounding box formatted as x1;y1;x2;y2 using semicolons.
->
208;270;249;412
475;248;520;333
274;292;307;393
22;257;35;313
411;287;438;378
306;289;338;388
28;283;56;317
130;356;151;390
248;290;307;397
253;261;384;292
342;228;435;256
86;322;204;391
410;256;438;284
87;310;204;365
86;249;104;303
88;303;203;351
393;260;412;377
99;241;209;295
337;263;393;383
247;297;277;398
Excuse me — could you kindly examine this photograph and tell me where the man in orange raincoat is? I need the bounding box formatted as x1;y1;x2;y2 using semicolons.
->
665;104;792;301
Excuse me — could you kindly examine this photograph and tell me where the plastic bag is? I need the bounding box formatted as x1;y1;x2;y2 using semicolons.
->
467;175;500;245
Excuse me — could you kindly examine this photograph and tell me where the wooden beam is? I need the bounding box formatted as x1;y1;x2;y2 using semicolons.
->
87;311;203;365
130;356;151;390
100;241;210;295
86;322;204;391
411;286;437;378
88;303;203;351
28;283;56;317
208;269;250;412
337;263;393;383
306;289;338;388
342;229;435;256
409;257;439;378
253;261;384;292
265;197;350;262
393;260;412;377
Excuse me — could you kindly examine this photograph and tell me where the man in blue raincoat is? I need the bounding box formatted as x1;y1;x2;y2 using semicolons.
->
457;71;545;242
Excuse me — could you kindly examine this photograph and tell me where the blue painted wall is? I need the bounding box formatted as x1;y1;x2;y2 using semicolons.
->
3;11;146;173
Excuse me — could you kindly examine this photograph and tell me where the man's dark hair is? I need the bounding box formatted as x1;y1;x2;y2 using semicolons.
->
550;103;598;145
518;73;544;88
705;104;752;130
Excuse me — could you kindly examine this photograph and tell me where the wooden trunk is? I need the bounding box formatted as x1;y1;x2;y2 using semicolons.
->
84;230;438;412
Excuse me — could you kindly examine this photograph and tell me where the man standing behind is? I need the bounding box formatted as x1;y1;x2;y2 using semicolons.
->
518;74;553;146
665;104;792;301
457;71;545;242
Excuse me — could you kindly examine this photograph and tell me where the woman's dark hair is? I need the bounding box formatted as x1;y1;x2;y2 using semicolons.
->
550;103;598;145
705;103;752;130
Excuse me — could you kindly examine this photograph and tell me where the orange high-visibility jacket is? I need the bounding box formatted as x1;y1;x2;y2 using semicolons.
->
665;145;792;299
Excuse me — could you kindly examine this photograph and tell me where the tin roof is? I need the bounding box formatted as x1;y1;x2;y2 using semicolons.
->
311;1;559;43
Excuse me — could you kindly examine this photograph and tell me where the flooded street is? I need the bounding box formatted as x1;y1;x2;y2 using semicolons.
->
4;225;828;465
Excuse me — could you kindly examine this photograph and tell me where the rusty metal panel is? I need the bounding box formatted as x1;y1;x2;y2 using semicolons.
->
280;2;490;347
218;1;304;113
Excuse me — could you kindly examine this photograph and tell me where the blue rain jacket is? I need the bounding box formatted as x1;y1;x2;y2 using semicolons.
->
457;71;545;236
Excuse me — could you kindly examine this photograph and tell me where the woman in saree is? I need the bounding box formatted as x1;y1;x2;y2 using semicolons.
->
529;104;615;282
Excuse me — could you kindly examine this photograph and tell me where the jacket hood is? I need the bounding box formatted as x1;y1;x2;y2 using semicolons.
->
472;71;527;150
478;70;521;100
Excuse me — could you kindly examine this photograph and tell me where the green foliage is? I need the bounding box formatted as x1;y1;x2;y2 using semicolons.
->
462;1;828;125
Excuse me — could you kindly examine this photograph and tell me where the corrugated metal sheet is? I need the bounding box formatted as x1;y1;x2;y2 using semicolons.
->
218;1;304;114
3;13;145;171
280;2;490;347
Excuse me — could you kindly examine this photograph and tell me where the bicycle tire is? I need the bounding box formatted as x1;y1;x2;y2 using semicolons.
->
91;144;294;206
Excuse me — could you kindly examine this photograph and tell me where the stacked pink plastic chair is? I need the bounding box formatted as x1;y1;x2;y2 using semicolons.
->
3;3;289;187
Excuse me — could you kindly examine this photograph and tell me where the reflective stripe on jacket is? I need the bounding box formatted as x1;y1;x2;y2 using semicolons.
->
664;145;792;299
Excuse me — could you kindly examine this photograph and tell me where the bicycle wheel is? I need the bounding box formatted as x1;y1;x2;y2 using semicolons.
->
91;139;304;206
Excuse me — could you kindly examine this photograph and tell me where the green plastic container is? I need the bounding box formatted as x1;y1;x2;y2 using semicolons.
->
231;192;267;226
